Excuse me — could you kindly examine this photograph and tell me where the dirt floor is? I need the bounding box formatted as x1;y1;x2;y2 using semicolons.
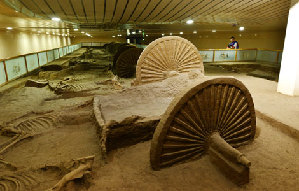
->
0;48;298;191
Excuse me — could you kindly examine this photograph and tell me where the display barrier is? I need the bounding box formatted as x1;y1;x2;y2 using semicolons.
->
25;54;39;72
0;61;6;86
199;49;282;63
54;49;60;60
82;42;106;47
38;52;48;66
47;50;55;62
5;57;27;81
0;43;81;87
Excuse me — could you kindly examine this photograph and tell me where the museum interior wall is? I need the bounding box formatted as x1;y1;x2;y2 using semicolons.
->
0;30;71;60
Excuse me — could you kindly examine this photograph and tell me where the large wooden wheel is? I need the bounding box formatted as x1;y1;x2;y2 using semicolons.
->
112;44;135;72
115;48;143;78
150;78;256;170
135;36;204;85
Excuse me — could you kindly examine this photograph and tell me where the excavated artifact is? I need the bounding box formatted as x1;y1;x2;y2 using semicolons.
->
115;48;143;78
135;36;204;85
112;44;135;71
150;77;256;185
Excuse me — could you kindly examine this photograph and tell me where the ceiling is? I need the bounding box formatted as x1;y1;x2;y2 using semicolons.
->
0;0;292;37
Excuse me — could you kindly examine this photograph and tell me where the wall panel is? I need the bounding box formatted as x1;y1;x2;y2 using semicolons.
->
25;54;39;72
236;50;257;61
38;52;48;66
214;50;236;62
5;57;27;80
198;50;214;62
47;50;54;62
0;61;6;85
257;50;278;62
54;49;60;59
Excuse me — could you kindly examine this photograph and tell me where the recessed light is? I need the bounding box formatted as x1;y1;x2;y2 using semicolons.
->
146;34;148;37
186;19;194;24
132;31;136;34
143;39;144;40
6;27;13;30
51;17;61;22
193;30;197;34
52;32;55;35
74;29;78;31
212;29;216;32
46;32;49;34
139;30;142;33
179;32;183;34
169;33;172;35
162;33;165;36
112;36;115;38
239;26;245;31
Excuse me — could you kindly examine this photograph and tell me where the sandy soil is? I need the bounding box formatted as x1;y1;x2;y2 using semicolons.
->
0;48;297;191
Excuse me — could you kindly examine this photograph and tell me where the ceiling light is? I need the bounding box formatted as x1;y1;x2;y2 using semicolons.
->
179;32;183;34
112;36;115;38
143;39;144;40
139;30;142;33
193;30;197;34
81;32;85;34
239;26;245;31
46;32;49;34
52;32;55;35
132;31;136;34
186;19;194;24
169;33;172;35
212;29;216;32
162;33;165;36
74;28;78;31
6;27;13;30
146;34;148;37
51;17;61;22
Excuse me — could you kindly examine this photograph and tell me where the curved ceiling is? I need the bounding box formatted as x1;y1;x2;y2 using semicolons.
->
0;0;291;36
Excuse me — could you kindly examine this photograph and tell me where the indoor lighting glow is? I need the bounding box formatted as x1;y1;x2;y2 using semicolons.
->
46;32;49;35
132;31;136;34
52;32;55;35
212;29;216;32
162;33;165;36
169;33;172;35
6;27;13;30
186;19;194;24
51;17;61;22
74;28;79;31
81;32;85;34
179;32;183;34
146;34;148;37
239;26;245;31
112;36;115;38
139;30;142;33
193;30;197;34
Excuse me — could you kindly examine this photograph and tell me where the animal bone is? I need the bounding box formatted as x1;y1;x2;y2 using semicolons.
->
46;155;95;191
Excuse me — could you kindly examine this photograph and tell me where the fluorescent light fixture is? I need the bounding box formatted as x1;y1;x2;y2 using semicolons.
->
193;30;197;34
112;35;115;38
239;26;245;31
132;31;136;34
212;29;216;32
6;27;13;30
169;33;172;35
186;19;194;24
51;17;61;22
74;28;79;31
179;32;183;34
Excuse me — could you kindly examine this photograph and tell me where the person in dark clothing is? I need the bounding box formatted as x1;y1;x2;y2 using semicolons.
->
227;36;239;49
